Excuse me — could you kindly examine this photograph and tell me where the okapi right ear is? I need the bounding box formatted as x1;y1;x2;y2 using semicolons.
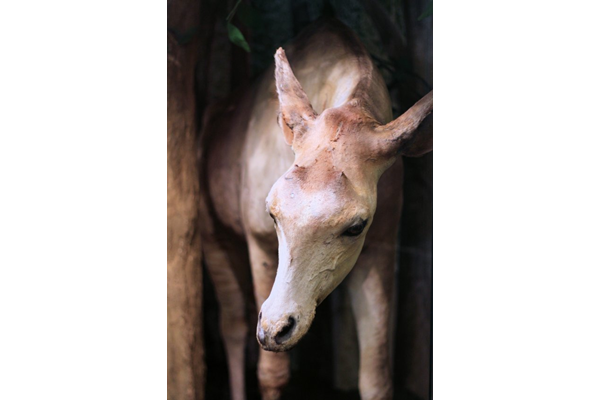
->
274;48;317;146
375;91;433;157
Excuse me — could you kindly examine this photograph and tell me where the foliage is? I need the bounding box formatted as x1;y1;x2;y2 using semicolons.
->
226;22;251;53
226;0;251;53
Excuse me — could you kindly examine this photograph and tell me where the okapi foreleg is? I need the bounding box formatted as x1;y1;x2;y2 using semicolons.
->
346;243;397;400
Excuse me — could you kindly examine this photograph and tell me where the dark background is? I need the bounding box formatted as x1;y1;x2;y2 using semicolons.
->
168;0;432;399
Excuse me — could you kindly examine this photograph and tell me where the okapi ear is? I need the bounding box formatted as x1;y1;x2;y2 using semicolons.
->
375;91;433;157
274;48;317;146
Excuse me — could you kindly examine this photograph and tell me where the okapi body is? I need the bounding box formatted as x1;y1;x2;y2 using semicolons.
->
199;19;432;400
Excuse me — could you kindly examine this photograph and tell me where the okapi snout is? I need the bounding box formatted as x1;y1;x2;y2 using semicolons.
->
257;311;298;351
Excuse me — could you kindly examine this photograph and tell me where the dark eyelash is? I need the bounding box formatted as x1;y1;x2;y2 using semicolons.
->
342;219;367;237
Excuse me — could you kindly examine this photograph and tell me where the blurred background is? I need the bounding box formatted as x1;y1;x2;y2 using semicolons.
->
167;0;432;399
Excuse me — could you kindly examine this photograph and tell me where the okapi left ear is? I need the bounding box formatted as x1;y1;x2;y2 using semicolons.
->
375;91;433;157
274;48;317;146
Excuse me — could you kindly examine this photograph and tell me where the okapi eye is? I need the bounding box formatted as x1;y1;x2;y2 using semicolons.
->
269;213;277;225
343;219;368;237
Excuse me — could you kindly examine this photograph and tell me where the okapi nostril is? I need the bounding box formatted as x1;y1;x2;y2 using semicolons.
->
257;324;266;346
274;316;296;344
258;311;262;321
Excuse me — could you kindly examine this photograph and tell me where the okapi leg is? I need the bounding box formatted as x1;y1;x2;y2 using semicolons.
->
247;236;290;400
346;243;396;400
257;351;290;400
203;238;248;400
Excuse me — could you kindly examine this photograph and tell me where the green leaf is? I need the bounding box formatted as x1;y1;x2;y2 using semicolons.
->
418;1;433;21
227;22;251;53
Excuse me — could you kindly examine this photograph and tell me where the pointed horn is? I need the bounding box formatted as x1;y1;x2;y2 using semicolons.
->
274;48;317;145
376;90;433;157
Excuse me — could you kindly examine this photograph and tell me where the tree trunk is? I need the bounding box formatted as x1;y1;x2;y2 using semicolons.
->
167;0;205;398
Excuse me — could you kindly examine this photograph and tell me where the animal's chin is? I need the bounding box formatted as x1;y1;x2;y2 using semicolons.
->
259;335;302;352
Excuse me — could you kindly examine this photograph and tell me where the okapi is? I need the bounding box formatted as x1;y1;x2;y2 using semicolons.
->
199;18;432;400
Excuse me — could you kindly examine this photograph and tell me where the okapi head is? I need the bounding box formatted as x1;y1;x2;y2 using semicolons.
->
257;48;433;351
